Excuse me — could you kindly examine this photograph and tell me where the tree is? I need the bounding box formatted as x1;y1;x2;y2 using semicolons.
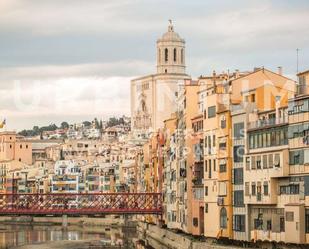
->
83;121;91;127
60;122;69;129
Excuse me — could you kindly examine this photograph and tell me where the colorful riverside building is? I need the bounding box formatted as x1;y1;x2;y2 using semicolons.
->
145;67;305;244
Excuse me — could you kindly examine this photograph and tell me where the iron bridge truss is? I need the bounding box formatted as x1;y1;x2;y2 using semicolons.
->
0;193;162;215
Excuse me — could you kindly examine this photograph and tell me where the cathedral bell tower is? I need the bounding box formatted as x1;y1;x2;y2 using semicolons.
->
156;20;186;74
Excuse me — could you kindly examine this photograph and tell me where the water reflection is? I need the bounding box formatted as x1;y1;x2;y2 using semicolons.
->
0;224;137;248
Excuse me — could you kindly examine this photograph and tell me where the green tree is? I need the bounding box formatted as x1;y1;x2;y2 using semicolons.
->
60;121;69;129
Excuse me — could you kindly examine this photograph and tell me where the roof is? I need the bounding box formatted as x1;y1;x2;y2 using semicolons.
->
297;69;309;76
231;68;295;83
157;23;184;43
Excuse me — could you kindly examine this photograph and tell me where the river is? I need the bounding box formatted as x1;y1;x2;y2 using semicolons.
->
0;224;156;249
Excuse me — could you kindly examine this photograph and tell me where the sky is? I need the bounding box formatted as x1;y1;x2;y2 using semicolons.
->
0;0;309;131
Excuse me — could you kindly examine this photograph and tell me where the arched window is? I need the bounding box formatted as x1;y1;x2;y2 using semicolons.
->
220;207;227;228
158;49;161;62
181;49;184;63
173;48;177;62
165;48;168;62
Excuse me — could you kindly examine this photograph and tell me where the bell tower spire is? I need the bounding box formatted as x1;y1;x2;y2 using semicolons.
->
156;20;186;74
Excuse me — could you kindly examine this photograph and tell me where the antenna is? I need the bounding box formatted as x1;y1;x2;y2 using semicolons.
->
296;48;300;73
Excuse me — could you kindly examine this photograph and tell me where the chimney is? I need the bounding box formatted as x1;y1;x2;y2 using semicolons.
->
235;69;240;78
212;70;217;89
278;66;282;75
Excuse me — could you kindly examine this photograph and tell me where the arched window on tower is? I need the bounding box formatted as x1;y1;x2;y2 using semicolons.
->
220;207;227;228
181;49;184;64
165;48;168;62
158;49;161;63
173;48;177;62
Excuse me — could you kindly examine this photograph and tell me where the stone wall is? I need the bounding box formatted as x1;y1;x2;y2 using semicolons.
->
137;222;258;249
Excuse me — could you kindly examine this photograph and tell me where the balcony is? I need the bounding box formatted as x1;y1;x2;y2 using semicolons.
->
248;117;288;130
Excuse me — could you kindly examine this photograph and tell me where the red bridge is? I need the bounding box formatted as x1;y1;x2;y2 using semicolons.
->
0;193;162;215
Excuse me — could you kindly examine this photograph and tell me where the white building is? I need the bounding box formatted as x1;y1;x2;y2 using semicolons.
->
52;160;81;193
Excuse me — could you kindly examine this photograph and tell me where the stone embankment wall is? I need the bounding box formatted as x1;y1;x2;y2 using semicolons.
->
137;222;258;249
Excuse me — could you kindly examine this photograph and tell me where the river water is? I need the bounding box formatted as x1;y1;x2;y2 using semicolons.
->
0;224;155;249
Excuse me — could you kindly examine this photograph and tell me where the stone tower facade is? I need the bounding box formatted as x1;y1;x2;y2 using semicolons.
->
156;20;186;74
131;21;190;137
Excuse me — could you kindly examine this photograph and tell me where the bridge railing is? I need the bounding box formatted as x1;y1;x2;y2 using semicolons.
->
0;193;162;215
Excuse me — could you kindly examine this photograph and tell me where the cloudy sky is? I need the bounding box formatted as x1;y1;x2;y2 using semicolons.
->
0;0;309;131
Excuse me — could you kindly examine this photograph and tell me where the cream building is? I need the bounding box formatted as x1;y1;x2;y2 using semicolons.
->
131;21;190;136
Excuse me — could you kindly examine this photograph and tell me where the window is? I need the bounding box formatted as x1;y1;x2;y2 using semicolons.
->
173;48;177;62
263;155;268;169
254;218;263;230
263;182;269;195
205;186;208;196
193;217;198;227
245;157;250;170
221;116;226;128
205;203;208;213
245;182;249;196
286;212;294;222
251;94;255;102
289;150;304;165
205;160;208;172
251;156;256;170
219;162;227;173
234;122;244;139
249;127;288;149
164;48;169;62
213;135;216;147
280;217;285;232
20;145;22;149
280;184;300;195
233;168;243;185
213;159;216;171
233;215;245;232
233;191;244;206
251;182;256;195
305;209;309;233
233;145;244;163
220;208;227;228
256;156;261;169
181;49;184;63
208;159;212;178
219;141;226;150
267;220;272;230
268;154;273;168
218;181;227;196
274;154;280;167
208;106;216;118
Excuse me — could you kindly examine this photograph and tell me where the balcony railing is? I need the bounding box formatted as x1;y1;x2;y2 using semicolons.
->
248;117;287;130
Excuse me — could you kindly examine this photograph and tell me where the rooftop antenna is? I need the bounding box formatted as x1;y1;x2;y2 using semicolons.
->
296;48;300;73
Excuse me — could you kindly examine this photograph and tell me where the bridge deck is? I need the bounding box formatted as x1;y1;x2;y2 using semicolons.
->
0;193;162;215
